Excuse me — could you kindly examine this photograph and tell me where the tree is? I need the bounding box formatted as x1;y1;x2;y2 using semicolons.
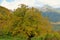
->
9;4;52;40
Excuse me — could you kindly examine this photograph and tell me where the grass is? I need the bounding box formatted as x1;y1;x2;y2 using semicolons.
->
0;35;27;40
0;33;28;40
0;33;60;40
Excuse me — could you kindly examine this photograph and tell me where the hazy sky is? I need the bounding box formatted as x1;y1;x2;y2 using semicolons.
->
0;0;60;10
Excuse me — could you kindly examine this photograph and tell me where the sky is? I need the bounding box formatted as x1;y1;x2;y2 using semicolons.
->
0;0;60;10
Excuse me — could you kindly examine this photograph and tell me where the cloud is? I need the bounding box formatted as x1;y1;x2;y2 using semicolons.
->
0;0;20;10
0;0;35;10
0;0;60;10
37;0;60;8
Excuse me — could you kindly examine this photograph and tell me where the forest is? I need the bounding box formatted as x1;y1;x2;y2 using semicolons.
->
0;4;60;40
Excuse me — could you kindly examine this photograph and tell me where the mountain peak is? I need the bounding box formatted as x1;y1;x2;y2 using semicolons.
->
42;5;52;8
40;5;53;12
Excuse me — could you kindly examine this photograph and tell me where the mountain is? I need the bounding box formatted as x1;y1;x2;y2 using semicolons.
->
40;5;53;12
37;5;60;31
56;8;60;10
40;5;60;13
42;11;60;22
38;5;60;22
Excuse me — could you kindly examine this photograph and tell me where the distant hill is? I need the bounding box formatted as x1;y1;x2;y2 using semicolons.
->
42;11;60;22
38;5;60;22
37;5;60;31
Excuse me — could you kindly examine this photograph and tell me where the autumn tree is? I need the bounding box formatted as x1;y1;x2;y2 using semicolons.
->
8;4;52;40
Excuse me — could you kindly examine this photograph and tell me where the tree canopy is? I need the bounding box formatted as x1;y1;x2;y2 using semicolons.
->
0;4;52;40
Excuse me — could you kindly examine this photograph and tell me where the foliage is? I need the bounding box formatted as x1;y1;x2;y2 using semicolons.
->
11;4;52;39
0;4;60;40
